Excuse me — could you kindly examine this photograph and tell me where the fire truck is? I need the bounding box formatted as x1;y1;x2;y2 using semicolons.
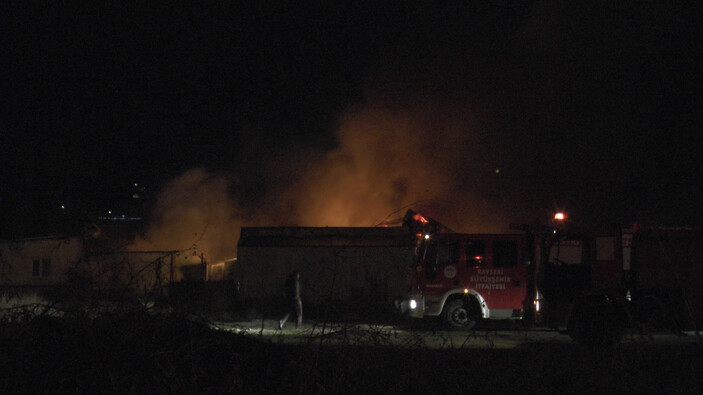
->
628;226;703;332
401;211;703;343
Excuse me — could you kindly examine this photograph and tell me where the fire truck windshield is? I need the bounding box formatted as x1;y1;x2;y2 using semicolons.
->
549;238;584;265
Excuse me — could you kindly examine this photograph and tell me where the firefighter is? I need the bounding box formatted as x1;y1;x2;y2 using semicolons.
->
279;271;302;329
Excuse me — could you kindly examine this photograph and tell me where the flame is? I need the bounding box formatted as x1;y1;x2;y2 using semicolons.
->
413;213;429;224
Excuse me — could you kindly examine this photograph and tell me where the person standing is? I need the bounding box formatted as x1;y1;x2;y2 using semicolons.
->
279;271;302;329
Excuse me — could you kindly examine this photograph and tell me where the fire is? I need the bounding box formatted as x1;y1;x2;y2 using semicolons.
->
413;213;429;224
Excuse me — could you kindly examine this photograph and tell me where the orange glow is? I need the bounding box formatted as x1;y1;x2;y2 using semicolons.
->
272;103;513;233
473;256;483;260
554;212;565;221
413;213;429;224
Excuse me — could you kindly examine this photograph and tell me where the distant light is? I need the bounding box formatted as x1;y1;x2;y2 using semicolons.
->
409;299;417;309
133;193;140;199
554;212;565;221
464;288;469;294
108;210;112;215
495;168;500;174
61;205;65;210
424;234;430;240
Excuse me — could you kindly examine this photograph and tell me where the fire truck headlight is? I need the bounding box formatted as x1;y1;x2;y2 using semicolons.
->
409;299;417;310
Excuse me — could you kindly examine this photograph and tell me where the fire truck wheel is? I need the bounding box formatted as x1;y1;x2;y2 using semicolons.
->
442;298;479;330
568;300;626;347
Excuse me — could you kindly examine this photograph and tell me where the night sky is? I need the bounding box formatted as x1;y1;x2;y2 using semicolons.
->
2;3;702;245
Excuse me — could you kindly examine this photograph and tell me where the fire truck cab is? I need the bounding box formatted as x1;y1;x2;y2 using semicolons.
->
406;232;531;329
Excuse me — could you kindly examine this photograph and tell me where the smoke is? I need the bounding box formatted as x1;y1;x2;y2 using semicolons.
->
278;96;516;232
134;80;528;265
129;168;244;265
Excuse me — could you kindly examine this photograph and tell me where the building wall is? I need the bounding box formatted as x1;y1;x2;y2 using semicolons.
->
0;236;83;287
234;244;414;305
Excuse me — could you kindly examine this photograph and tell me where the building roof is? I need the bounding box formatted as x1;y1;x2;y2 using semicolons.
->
238;226;415;247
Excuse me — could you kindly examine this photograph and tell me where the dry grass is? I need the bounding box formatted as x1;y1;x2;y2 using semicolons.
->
1;304;702;394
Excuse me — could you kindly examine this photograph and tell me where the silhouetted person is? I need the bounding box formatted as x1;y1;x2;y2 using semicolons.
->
279;271;302;329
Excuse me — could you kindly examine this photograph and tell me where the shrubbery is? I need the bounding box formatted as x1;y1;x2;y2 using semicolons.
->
2;305;703;394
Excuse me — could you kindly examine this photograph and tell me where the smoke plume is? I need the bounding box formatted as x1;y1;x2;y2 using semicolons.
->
129;168;244;265
278;97;514;232
135;86;527;265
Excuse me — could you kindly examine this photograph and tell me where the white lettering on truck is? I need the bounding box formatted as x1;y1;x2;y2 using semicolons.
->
470;268;511;290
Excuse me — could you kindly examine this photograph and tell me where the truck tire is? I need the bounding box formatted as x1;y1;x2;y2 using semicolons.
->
568;299;626;347
442;298;479;330
634;296;665;328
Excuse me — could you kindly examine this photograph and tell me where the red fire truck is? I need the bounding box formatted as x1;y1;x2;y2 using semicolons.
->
628;226;703;332
401;211;637;343
402;210;703;343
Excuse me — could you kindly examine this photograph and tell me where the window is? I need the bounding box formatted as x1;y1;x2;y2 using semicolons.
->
32;258;51;278
423;239;459;279
436;240;459;266
596;237;615;261
32;259;41;277
493;240;518;268
42;258;51;278
465;240;486;267
424;242;438;279
549;239;584;264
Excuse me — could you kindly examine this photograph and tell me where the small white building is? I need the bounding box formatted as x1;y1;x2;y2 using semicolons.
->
0;235;83;287
0;235;83;308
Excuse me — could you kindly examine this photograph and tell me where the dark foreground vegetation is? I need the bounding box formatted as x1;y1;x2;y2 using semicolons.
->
2;306;703;394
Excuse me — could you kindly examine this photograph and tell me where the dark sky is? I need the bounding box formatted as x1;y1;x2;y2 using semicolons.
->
2;2;702;238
